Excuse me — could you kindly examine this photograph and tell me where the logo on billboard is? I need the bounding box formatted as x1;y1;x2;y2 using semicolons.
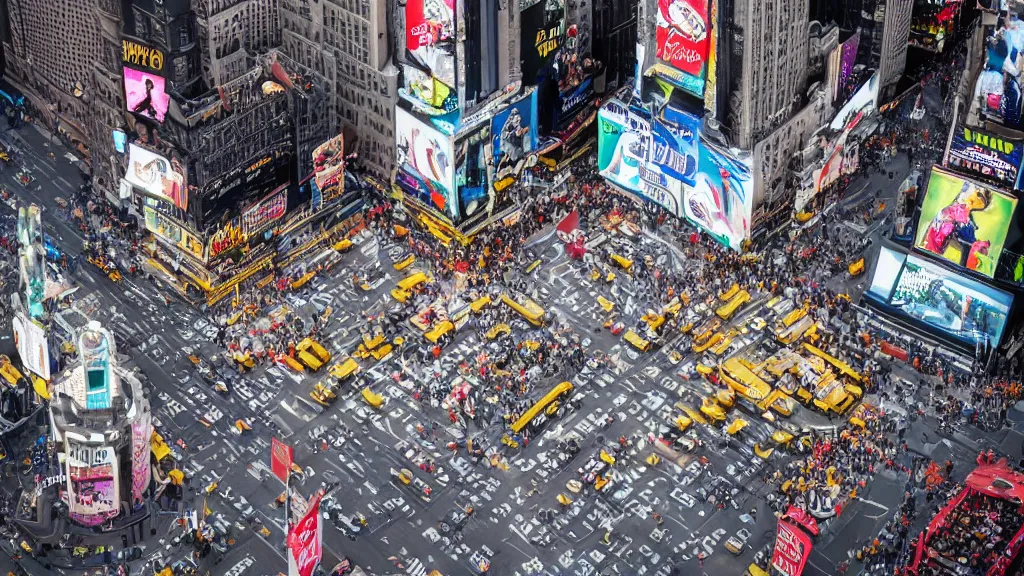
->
772;520;813;576
122;40;164;72
287;493;323;576
654;0;711;96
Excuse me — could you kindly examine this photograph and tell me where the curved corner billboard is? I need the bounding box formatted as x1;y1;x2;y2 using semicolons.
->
396;107;458;222
653;0;711;97
66;441;120;525
125;144;188;211
915;167;1018;278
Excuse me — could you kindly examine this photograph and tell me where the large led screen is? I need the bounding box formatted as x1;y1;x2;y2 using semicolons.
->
914;167;1018;278
125;144;187;210
13;313;50;380
124;68;169;123
405;0;456;103
312;135;345;200
654;0;711;97
947;126;1023;189
66;442;120;522
891;254;1013;346
830;72;878;131
867;247;906;302
521;0;566;84
683;137;753;252
395;107;457;222
492;92;538;179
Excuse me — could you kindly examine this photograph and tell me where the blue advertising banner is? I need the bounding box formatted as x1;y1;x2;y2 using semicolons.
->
947;126;1023;189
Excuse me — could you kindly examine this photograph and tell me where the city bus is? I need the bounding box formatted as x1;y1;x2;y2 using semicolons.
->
509;381;574;435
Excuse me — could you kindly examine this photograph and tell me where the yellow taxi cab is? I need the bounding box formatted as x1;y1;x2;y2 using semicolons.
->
610;253;633;272
394;253;416;271
485;323;511;340
470;295;492;313
776;316;818;345
291;270;317;290
715;388;736;409
329;357;360;383
779;304;808;328
675;414;692;432
848;257;865;276
361;387;385;409
745;564;770;576
333;238;353;252
725;418;748;436
297;337;331;364
310;381;339;406
391;272;430;303
719;357;773;403
700;396;727;423
424;321;455;345
716;290;751;320
693;331;724;353
691;318;722;347
642;311;666;333
710;330;737;357
762;389;796;417
278;354;305;373
525;259;543;274
501;293;546;327
623;329;651;352
662;298;683;317
719;283;741;302
232;351;256;372
597;295;615;313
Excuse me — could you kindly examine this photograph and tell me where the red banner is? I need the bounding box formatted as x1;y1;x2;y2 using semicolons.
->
880;340;909;362
655;0;711;77
271;437;293;484
287;493;323;576
772;520;813;576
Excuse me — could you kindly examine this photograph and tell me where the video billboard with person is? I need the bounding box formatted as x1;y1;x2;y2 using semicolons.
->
125;144;188;211
914;167;1018;278
395;107;457;222
890;254;1013;346
66;442;120;522
123;68;169;123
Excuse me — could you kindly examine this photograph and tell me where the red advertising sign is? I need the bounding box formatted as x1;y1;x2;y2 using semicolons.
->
655;0;711;78
270;437;293;484
287;493;323;576
772;520;813;576
405;0;455;50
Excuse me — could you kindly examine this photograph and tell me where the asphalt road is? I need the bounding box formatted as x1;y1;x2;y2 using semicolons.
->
0;122;977;576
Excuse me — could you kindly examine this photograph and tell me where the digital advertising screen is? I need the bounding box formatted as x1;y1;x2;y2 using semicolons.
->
405;0;456;106
867;247;908;302
143;206;205;261
653;0;711;97
125;144;188;210
683;136;753;251
123;67;169;124
703;0;719;115
830;72;878;130
454;124;492;227
521;0;566;84
890;254;1013;346
311;135;345;199
12;313;49;380
914;167;1018;278
491;92;538;179
130;415;151;508
946;126;1023;189
66;442;120;522
597;102;685;217
395;107;458;222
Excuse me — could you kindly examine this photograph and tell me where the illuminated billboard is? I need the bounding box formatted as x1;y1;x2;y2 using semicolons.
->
947;126;1023;188
492;92;538;180
405;0;456;109
12;313;49;380
521;0;566;84
130;414;151;508
772;519;813;576
597;102;685;218
892;254;1013;346
123;68;169;123
830;72;878;130
144;206;205;261
703;0;718;114
312;135;345;200
66;441;120;523
395;107;457;221
653;0;711;97
914;167;1018;278
683;137;753;251
125;144;187;210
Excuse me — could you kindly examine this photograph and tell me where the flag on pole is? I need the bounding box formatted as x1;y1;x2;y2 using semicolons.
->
287;492;324;576
271;437;293;484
